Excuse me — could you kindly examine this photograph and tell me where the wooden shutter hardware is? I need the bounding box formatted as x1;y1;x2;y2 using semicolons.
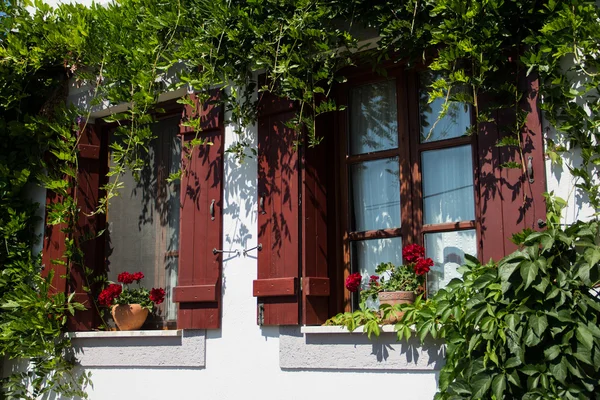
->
252;277;297;297
173;284;217;303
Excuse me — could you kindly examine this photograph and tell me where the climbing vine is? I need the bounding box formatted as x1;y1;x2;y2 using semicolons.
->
1;0;600;398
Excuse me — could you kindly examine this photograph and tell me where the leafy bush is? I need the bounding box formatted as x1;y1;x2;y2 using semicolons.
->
396;221;600;400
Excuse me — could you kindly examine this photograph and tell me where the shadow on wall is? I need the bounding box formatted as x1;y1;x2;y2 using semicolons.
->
221;110;259;300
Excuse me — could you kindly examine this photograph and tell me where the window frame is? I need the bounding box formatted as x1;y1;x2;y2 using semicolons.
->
95;100;185;329
334;66;482;312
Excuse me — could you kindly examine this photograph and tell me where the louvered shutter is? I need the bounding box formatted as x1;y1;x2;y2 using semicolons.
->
174;91;224;329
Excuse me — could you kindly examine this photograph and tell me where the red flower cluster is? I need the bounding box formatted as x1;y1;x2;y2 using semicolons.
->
149;288;166;305
98;284;122;306
415;257;434;276
117;271;144;285
369;275;380;286
402;244;425;263
345;272;362;293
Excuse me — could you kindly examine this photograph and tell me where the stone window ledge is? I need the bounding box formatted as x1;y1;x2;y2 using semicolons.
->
67;329;205;368
280;326;445;371
67;329;182;339
300;325;397;334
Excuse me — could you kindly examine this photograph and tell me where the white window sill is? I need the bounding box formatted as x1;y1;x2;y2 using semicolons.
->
66;330;182;339
67;329;205;368
280;326;445;371
300;325;396;334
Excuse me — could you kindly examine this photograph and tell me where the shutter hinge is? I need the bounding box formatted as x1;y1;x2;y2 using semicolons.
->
299;277;302;292
258;303;264;326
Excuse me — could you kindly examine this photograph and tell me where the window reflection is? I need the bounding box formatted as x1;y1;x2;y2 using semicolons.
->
349;80;398;154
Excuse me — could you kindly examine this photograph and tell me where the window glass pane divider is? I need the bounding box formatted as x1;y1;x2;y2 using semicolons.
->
347;228;403;241
417;135;473;151
346;148;400;164
422;220;476;233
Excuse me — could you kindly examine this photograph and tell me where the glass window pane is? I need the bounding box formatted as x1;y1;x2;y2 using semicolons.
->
349;158;401;232
349;80;398;155
420;75;471;143
421;145;475;225
350;237;403;280
107;116;181;323
425;230;477;296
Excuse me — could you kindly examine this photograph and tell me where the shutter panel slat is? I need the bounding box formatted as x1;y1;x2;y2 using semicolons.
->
175;91;223;329
254;87;300;326
253;277;297;297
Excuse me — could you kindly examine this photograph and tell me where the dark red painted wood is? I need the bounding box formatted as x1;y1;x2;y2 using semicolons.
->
70;124;105;331
255;88;301;326
253;278;297;297
303;277;330;297
176;91;224;329
41;192;68;296
173;284;217;303
522;74;547;232
477;74;547;262
301;111;331;325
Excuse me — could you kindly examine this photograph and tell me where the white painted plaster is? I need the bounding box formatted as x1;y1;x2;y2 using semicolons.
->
68;329;205;368
280;327;445;371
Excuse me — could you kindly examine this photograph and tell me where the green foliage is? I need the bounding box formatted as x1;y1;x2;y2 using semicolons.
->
396;223;600;399
1;0;600;397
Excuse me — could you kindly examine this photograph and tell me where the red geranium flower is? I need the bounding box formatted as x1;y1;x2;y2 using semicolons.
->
402;244;425;264
149;288;166;305
117;272;135;285
414;257;434;276
132;272;144;283
98;284;122;306
369;275;380;286
345;272;362;293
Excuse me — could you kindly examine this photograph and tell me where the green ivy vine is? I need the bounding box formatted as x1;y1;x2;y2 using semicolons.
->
1;0;600;398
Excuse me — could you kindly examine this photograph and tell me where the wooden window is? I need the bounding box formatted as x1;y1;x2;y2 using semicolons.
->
255;66;547;324
43;95;225;331
337;69;479;308
106;115;181;328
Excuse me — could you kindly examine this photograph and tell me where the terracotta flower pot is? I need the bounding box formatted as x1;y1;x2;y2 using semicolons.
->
111;304;149;331
378;291;416;324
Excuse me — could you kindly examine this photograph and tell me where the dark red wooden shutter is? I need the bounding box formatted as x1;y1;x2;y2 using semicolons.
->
477;73;547;261
253;89;301;326
42;124;105;331
301;112;332;325
71;124;105;331
174;91;224;329
42;196;68;296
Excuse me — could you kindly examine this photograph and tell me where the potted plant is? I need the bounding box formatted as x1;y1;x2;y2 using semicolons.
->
98;272;166;331
345;244;433;323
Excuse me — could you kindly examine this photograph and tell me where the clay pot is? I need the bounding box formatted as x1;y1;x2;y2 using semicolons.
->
111;304;149;331
378;291;416;324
